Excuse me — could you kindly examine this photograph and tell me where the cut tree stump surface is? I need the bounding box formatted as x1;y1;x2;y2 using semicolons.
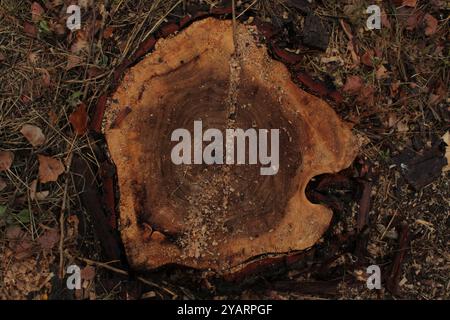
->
104;18;358;272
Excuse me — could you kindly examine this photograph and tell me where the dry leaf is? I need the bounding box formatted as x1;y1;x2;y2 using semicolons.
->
0;177;7;192
52;23;66;35
23;22;37;37
70;32;89;54
81;266;96;281
428;81;447;106
381;10;391;29
343;75;363;95
423;14;438;36
41;69;51;87
390;81;401;96
67;214;79;239
443;132;450;172
347;41;360;66
38;155;65;183
340;19;353;40
361;50;374;67
37;229;59;250
31;2;45;22
67;30;89;69
28;52;39;65
66;55;83;70
103;26;114;39
6;226;25;240
376;65;389;80
406;10;423;31
69;103;88;136
357;85;376;107
87;67;103;78
396;119;409;132
0;52;5;62
5;225;34;259
21;124;46;147
79;0;94;9
0;151;14;172
49;111;58;125
402;0;417;7
30;179;50;201
45;0;63;10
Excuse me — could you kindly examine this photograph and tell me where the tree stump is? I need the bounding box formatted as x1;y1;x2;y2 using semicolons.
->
104;18;358;273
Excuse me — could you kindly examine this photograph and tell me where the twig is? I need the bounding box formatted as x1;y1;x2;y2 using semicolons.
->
59;141;75;279
78;257;177;298
387;222;410;296
357;181;372;233
236;0;258;19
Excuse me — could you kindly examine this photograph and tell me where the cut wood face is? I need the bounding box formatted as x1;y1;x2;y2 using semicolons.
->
104;18;358;273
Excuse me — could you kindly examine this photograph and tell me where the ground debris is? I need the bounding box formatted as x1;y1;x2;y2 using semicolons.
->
302;14;329;51
393;144;447;190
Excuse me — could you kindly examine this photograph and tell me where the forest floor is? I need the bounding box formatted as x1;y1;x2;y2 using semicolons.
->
0;0;448;300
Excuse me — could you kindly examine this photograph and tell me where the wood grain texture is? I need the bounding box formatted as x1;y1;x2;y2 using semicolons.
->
104;18;358;273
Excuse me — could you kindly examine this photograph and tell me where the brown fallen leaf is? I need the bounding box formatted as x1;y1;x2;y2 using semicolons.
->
21;124;46;147
67;30;89;69
343;75;363;95
79;0;94;9
5;225;35;260
423;14;438;36
390;80;401;96
48;110;58;125
0;151;14;172
396;119;409;133
428;81;447;106
402;0;417;7
31;2;45;22
347;41;360;66
340;19;353;40
51;22;66;36
28;52;39;65
44;0;63;10
37;229;59;250
381;9;391;29
70;31;89;53
67;214;79;240
69;103;88;136
23;22;38;37
0;52;5;62
38;155;65;183
361;50;375;67
103;26;114;39
66;55;82;70
406;10;423;31
357;85;376;107
0;177;7;192
40;69;51;87
30;179;50;201
81;266;96;281
376;65;389;80
87;66;103;78
6;226;24;240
